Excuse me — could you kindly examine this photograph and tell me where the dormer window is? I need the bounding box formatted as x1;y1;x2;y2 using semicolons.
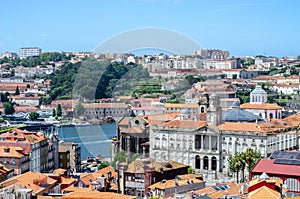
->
3;148;10;153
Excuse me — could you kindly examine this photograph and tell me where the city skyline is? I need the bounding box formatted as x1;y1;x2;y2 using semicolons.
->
0;0;300;57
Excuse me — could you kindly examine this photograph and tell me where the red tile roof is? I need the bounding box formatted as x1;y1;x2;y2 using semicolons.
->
240;103;282;110
251;159;300;177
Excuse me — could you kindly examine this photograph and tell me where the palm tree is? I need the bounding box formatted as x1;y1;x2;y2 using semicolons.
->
244;148;261;180
238;152;247;182
228;153;244;183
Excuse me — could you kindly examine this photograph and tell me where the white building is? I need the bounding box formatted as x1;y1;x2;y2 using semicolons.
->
149;94;299;179
19;47;41;59
240;85;282;120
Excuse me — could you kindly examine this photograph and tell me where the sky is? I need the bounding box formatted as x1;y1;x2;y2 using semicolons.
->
0;0;299;57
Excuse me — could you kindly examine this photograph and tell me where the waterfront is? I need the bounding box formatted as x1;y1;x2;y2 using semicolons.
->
57;123;116;160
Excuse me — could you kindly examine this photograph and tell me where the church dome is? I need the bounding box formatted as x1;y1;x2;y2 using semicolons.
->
251;85;267;95
222;108;261;122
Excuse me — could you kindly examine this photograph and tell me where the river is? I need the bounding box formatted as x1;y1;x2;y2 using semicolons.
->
57;123;116;160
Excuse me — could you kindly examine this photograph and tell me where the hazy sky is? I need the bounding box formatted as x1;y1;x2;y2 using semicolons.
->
0;0;299;56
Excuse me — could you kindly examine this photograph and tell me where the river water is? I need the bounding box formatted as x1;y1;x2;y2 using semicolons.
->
57;123;116;160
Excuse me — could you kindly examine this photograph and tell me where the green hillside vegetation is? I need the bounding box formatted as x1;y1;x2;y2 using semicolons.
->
50;58;152;100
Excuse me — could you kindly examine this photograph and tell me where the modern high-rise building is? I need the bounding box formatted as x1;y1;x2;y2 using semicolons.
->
19;47;41;59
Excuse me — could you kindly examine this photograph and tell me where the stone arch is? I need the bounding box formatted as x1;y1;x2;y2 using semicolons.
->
211;156;217;171
201;107;205;113
203;156;209;170
195;155;201;169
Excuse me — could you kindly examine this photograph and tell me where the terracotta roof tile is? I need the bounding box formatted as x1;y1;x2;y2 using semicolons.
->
61;191;136;199
121;126;144;134
0;146;27;158
118;117;131;126
92;166;116;179
0;171;57;195
160;120;206;129
149;178;203;190
125;158;188;174
218;122;266;133
208;190;226;199
248;186;280;199
164;103;199;108
194;187;216;195
79;173;95;186
240;103;282;110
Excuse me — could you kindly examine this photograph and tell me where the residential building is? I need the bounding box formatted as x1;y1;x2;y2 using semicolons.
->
59;148;71;175
0;129;49;172
193;49;230;59
117;158;189;197
148;174;205;198
14;65;54;78
271;83;300;95
83;103;132;119
203;59;238;69
239;69;259;79
132;104;164;116
61;192;136;199
0;164;13;182
59;142;81;172
193;182;245;199
0;171;60;196
19;47;41;59
0;146;30;175
164;103;203;114
76;166;117;192
10;94;42;107
0;52;18;59
240;85;282;120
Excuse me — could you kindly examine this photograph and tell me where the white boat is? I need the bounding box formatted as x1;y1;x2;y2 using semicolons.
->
73;122;90;127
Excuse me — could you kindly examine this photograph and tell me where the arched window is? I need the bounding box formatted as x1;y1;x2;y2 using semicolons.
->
201;107;205;113
269;113;273;119
195;155;200;169
278;112;281;119
203;156;209;170
211;156;217;171
285;178;300;192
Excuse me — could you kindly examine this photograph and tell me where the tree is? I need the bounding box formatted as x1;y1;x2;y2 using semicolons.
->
244;148;261;180
228;153;245;183
98;161;109;170
228;148;261;183
52;109;56;117
29;112;40;121
74;103;84;117
14;85;20;95
56;104;62;117
112;150;127;169
3;102;15;115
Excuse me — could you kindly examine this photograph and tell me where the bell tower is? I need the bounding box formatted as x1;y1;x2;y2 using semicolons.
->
206;94;222;126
